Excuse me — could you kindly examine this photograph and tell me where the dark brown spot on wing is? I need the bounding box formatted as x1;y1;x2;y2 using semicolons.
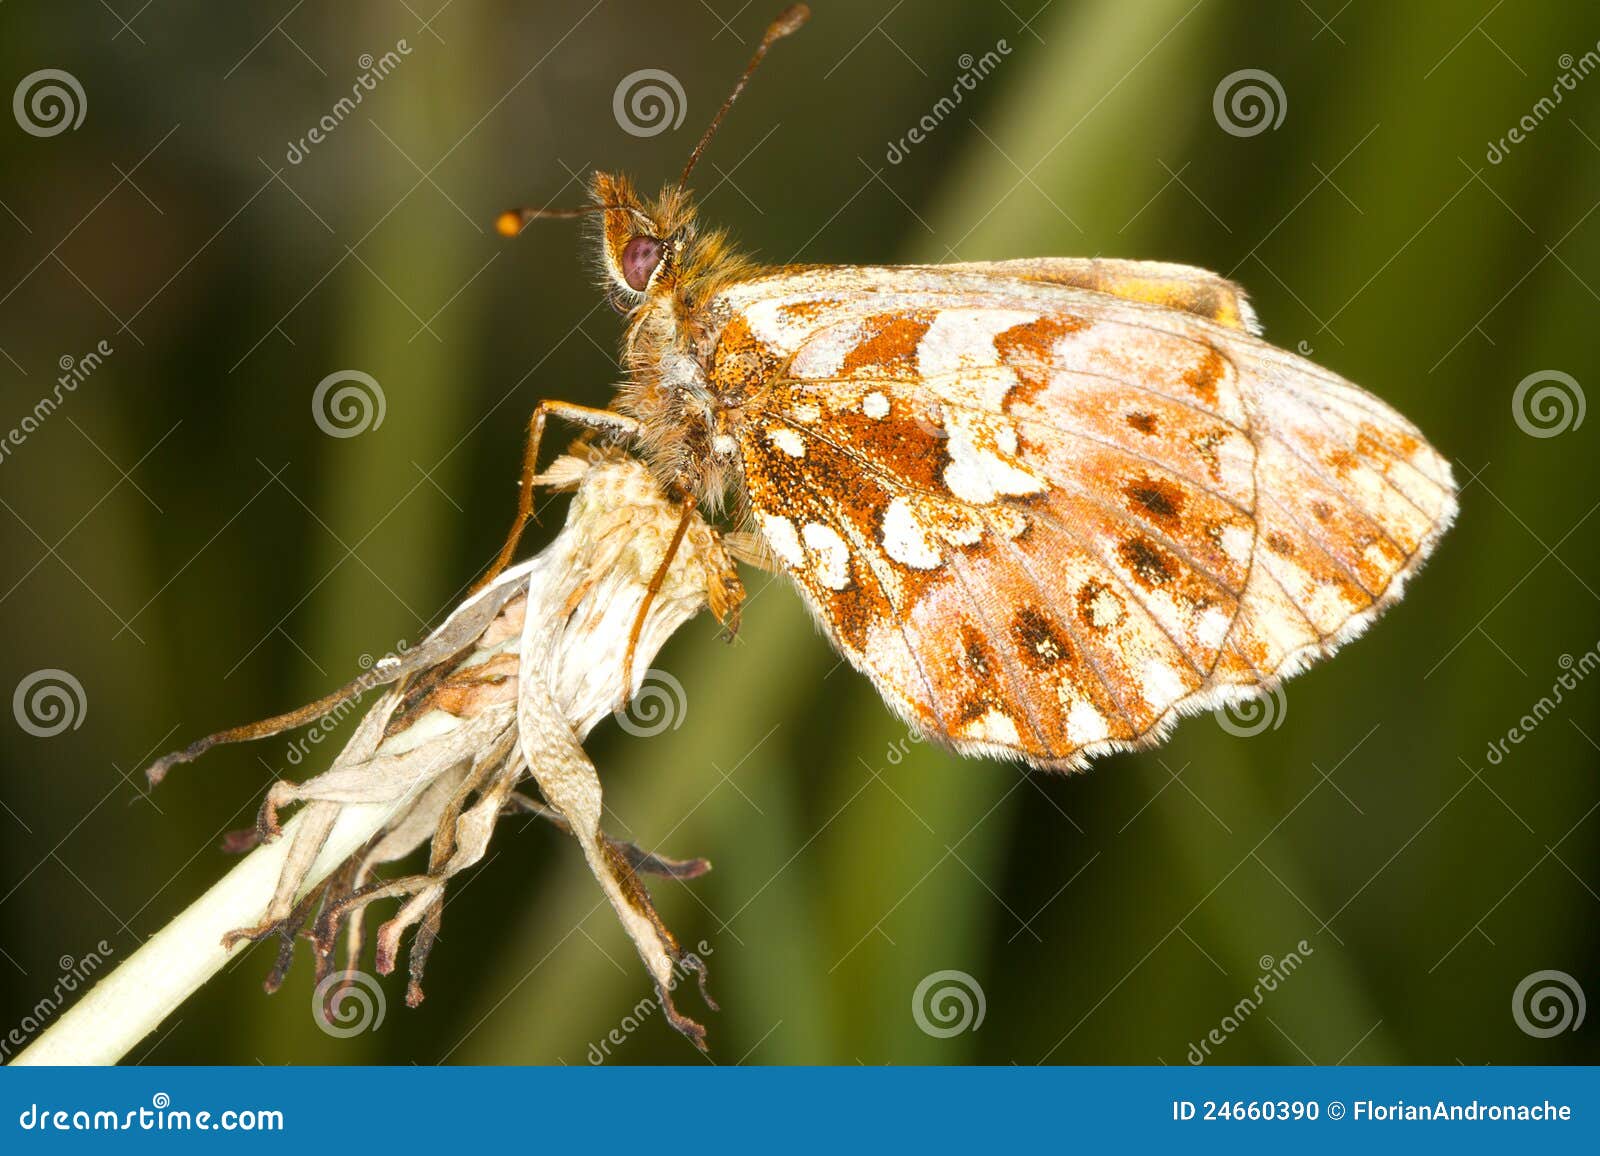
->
1126;410;1158;434
1012;605;1070;669
1191;428;1230;484
962;624;996;679
823;582;882;651
956;697;991;726
1118;536;1177;587
1124;475;1186;524
1265;532;1296;558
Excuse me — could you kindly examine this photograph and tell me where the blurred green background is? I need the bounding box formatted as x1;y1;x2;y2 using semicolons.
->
1;0;1597;1066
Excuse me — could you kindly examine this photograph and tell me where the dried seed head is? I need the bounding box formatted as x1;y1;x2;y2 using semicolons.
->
148;449;743;1050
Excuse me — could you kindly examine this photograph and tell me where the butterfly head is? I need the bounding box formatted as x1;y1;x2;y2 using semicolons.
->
590;172;698;313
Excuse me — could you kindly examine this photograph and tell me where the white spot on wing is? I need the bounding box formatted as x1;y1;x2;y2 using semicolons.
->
767;426;806;458
917;309;1036;378
1085;586;1123;628
943;416;1047;505
758;513;803;568
863;391;889;419
789;319;869;378
881;497;941;569
1066;699;1110;745
1221;525;1254;565
1140;660;1186;712
1306;582;1353;632
1196;607;1232;649
802;522;852;590
966;709;1020;746
742;297;824;353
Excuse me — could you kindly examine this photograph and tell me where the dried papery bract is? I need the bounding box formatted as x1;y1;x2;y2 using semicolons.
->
154;448;740;1051
314;450;735;1045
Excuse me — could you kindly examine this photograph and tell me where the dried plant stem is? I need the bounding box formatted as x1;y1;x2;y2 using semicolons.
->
9;791;428;1066
10;450;740;1066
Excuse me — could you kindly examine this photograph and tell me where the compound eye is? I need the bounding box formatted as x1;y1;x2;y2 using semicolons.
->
620;235;664;292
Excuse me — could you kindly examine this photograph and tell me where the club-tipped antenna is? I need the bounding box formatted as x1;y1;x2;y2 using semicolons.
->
495;202;603;238
676;3;809;192
494;5;810;236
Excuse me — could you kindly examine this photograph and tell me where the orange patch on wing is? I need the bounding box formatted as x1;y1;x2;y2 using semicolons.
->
709;314;784;398
838;311;936;378
797;398;951;493
1182;345;1229;407
1356;422;1422;462
995;314;1088;409
777;299;833;327
994;314;1088;366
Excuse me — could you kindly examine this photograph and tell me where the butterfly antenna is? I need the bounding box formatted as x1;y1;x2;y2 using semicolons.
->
495;202;603;238
676;3;810;193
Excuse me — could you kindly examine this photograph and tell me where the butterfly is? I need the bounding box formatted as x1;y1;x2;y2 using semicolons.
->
487;3;1457;772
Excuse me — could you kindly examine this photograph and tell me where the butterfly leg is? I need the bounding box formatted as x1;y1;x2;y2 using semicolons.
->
470;400;643;594
620;491;698;705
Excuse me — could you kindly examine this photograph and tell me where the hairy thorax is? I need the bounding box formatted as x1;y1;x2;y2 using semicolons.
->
616;291;764;516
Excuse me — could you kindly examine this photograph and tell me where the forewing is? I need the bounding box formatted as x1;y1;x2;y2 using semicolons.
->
720;267;1456;769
